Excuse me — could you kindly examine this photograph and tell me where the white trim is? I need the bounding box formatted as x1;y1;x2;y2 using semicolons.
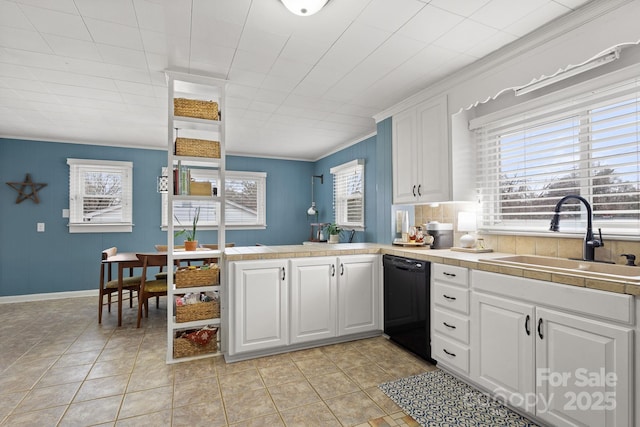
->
330;158;364;174
66;158;132;168
69;224;133;233
470;62;640;130
373;0;633;122
0;289;97;304
513;48;621;96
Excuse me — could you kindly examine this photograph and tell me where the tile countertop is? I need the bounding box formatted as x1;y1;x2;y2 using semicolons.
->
224;243;640;296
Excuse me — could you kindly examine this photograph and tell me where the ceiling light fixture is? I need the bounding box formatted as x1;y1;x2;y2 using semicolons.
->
514;48;620;96
280;0;329;16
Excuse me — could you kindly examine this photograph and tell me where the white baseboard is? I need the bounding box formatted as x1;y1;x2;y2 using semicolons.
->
0;289;98;304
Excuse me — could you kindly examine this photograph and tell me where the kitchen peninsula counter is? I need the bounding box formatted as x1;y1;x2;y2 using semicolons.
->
224;243;640;296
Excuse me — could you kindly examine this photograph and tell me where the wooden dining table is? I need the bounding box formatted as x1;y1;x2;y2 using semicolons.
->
102;250;217;326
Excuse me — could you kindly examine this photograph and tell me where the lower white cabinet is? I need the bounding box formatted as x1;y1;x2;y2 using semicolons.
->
337;255;380;335
471;271;633;427
230;259;288;355
290;257;337;344
230;254;380;356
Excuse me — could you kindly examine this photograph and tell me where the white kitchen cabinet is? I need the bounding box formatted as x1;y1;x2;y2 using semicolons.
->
470;271;633;427
337;255;380;335
229;254;380;358
229;260;288;355
431;263;470;374
536;307;632;427
290;257;337;344
472;292;535;413
392;96;450;204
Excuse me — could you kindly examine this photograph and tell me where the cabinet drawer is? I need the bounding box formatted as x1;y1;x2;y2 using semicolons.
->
433;282;469;314
432;264;468;287
432;334;469;374
433;308;469;344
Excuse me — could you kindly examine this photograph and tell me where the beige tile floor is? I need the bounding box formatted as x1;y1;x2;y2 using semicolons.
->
0;296;436;426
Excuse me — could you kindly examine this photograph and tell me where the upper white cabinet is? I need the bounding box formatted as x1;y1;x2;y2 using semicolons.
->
392;96;450;204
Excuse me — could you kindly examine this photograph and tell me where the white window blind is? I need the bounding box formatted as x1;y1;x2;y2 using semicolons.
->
331;159;365;230
67;158;133;233
162;169;266;229
473;78;640;235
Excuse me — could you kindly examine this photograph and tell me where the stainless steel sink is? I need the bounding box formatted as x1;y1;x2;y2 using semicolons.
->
479;254;640;282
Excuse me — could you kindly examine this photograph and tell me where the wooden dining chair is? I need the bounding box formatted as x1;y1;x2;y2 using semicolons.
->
98;247;142;324
136;253;169;328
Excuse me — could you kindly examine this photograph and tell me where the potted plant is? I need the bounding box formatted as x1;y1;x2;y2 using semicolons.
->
175;207;200;251
326;223;342;244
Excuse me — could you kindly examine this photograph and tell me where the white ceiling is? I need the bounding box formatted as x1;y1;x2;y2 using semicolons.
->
0;0;593;160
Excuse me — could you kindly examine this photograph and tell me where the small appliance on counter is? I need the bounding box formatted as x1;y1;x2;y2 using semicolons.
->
425;221;453;249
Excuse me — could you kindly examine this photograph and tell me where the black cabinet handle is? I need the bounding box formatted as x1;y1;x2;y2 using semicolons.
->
443;294;456;301
331;264;335;277
538;318;544;339
525;315;530;336
443;349;456;357
443;272;457;277
412;185;416;196
443;322;456;329
340;263;344;276
282;267;286;281
417;184;422;196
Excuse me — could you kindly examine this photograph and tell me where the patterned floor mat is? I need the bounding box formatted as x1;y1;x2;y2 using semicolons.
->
379;370;539;427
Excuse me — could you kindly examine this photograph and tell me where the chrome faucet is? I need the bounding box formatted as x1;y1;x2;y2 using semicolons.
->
549;195;603;262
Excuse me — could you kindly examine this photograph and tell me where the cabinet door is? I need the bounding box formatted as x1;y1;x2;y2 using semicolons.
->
392;108;420;204
416;96;449;202
471;292;535;414
337;255;380;335
231;260;288;354
535;308;632;427
290;257;337;344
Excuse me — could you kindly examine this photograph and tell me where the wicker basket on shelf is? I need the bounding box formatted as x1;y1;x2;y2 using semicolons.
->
175;300;220;323
174;98;219;120
173;327;218;358
175;265;219;288
175;138;220;158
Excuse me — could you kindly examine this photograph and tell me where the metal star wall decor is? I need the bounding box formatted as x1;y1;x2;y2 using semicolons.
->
6;173;48;204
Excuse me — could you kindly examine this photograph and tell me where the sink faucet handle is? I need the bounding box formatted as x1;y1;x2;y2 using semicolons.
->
620;253;636;266
597;228;604;247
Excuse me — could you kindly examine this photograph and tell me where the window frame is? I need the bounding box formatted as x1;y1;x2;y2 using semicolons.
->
161;169;267;230
471;75;640;237
330;159;365;231
67;158;133;233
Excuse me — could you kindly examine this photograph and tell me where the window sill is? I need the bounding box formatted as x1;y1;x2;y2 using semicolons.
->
69;223;133;233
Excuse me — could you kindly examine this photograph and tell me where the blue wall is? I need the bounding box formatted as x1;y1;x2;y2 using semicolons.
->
0;139;311;296
0;130;392;297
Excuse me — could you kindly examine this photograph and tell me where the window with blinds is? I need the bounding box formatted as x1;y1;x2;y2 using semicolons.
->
472;78;640;235
162;169;266;229
67;158;133;233
331;159;365;230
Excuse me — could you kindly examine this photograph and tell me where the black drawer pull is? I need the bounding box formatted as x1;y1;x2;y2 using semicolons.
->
525;314;531;336
443;349;456;357
443;322;456;329
443;294;456;301
443;272;457;277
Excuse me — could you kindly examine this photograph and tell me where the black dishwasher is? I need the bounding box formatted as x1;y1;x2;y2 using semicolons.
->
383;254;435;363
